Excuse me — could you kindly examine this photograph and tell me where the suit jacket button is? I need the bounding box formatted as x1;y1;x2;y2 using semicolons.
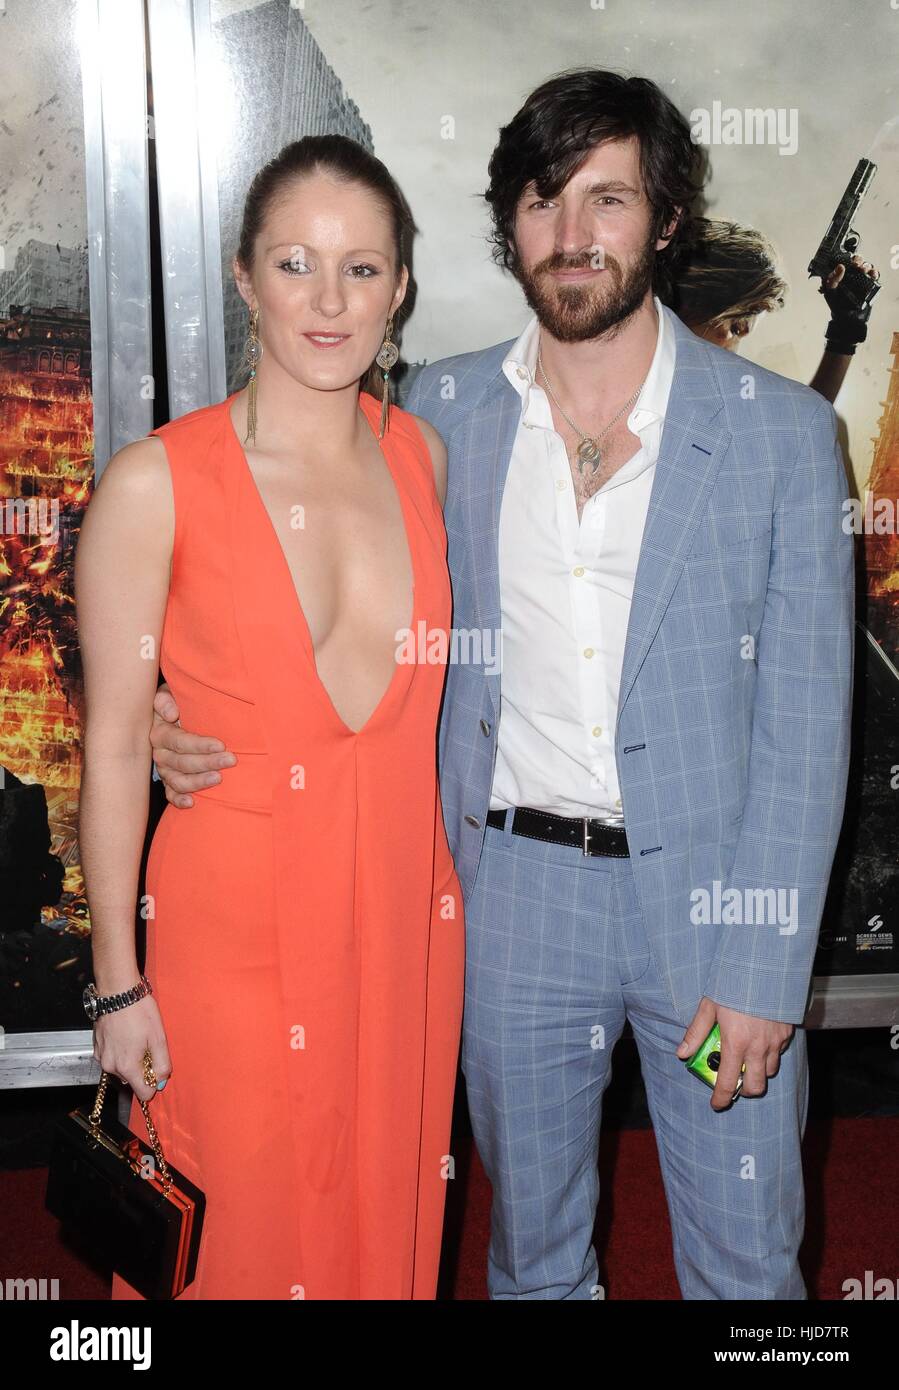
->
480;719;491;736
464;815;481;828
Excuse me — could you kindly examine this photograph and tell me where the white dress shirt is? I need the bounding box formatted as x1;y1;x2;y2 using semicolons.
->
489;294;676;822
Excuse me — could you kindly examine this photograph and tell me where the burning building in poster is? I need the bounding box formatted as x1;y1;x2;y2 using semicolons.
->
864;328;899;664
0;302;93;960
818;327;899;969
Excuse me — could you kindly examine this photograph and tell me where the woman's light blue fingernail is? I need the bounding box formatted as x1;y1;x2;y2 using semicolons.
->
156;1079;167;1090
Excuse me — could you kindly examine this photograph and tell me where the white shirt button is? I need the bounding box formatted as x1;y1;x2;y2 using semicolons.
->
556;479;566;491
573;566;585;577
583;647;595;659
592;726;602;737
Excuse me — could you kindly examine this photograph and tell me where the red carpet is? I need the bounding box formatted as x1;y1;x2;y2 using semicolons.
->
5;1116;896;1299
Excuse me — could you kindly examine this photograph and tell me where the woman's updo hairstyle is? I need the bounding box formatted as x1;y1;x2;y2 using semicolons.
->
236;134;416;397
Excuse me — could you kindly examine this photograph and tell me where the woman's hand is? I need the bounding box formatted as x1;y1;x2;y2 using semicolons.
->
93;995;172;1103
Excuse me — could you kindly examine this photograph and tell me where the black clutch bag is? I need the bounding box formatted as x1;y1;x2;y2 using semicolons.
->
45;1055;206;1300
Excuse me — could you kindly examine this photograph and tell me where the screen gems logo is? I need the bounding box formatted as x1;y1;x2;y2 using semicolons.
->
49;1323;151;1370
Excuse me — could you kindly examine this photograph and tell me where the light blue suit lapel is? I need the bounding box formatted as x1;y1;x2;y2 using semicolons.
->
615;315;729;727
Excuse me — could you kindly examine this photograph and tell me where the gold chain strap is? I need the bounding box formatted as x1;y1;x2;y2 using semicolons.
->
89;1048;173;1195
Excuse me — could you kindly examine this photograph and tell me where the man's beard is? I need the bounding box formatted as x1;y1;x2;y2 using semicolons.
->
517;231;656;344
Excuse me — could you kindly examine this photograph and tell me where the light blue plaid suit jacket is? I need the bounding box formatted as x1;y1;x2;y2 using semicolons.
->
403;306;854;1027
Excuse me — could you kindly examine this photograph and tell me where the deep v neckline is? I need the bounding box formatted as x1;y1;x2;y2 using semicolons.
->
223;390;418;737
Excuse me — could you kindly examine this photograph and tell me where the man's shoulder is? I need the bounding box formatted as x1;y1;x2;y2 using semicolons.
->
401;338;516;432
688;326;834;434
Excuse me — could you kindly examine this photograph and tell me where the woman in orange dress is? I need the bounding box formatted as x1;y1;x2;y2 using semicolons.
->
75;135;464;1299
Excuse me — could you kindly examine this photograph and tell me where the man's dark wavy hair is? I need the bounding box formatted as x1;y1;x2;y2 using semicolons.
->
484;68;705;301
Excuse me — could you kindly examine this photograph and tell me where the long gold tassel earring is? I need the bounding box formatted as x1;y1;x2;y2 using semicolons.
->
242;306;263;445
375;316;399;440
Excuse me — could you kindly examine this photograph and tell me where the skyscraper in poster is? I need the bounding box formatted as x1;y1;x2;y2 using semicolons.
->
212;0;374;392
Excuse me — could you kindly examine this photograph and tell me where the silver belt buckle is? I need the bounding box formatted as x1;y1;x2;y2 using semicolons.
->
583;817;592;856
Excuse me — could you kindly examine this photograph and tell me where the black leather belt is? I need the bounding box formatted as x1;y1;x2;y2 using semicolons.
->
486;806;630;858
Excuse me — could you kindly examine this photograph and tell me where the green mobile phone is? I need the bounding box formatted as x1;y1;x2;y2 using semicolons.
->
684;1022;746;1096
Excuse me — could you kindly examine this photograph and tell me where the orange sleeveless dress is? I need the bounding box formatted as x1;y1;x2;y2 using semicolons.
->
109;390;464;1300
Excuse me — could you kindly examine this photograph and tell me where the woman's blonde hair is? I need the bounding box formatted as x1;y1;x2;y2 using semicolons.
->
666;216;787;333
